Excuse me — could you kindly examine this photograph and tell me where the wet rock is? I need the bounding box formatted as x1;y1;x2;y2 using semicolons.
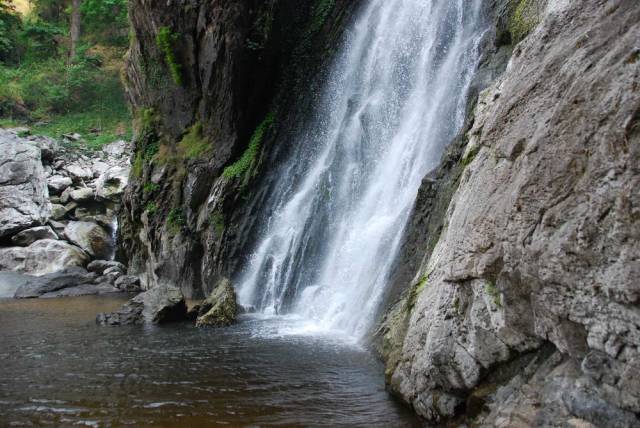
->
195;278;237;327
0;129;50;238
11;226;58;246
14;266;97;298
64;221;113;259
47;175;73;195
95;166;129;200
96;285;187;325
114;275;141;292
87;259;126;274
0;239;89;275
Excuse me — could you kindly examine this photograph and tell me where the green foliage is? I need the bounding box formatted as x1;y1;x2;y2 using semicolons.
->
145;201;157;215
143;182;159;194
155;27;182;86
308;0;335;36
177;122;210;159
80;0;128;46
167;207;185;233
223;112;275;179
0;1;22;63
509;0;541;45
19;18;64;61
485;280;502;307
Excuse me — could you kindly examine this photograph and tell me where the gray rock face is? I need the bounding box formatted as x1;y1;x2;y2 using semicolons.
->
386;1;640;425
114;275;141;292
96;285;187;325
0;129;50;238
0;239;89;275
11;226;58;246
64;221;113;259
13;267;97;298
40;282;120;298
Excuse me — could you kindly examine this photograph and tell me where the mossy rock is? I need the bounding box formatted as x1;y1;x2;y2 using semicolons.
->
195;278;238;327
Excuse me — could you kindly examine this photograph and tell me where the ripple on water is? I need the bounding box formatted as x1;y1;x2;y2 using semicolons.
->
0;296;419;427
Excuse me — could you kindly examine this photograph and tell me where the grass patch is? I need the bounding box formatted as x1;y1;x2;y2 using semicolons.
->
156;27;182;86
145;201;157;215
223;112;275;179
167;207;185;234
177;122;210;159
143;182;159;194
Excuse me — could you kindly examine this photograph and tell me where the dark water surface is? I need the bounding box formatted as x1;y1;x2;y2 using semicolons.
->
0;296;419;427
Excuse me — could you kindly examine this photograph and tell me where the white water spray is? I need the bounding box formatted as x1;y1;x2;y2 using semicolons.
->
238;0;487;339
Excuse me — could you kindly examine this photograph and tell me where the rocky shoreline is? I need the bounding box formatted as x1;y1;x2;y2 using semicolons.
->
0;128;141;298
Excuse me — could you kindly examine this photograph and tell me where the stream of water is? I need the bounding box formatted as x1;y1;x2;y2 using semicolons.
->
237;0;487;340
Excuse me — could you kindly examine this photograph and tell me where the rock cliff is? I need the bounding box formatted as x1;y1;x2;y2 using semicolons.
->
378;0;640;425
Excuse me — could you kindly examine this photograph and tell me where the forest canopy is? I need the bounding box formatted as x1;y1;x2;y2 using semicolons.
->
0;0;130;148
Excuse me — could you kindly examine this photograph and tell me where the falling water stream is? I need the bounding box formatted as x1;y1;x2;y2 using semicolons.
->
238;0;487;339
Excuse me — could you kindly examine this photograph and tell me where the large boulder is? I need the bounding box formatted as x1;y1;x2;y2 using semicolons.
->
95;166;129;200
96;285;187;325
195;278;238;327
13;266;97;298
64;221;113;259
69;187;94;202
11;226;58;246
0;129;51;238
0;239;89;275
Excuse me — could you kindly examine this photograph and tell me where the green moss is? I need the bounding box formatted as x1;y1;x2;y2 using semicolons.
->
453;295;460;314
209;211;225;236
307;0;336;37
485;280;502;307
145;201;158;215
155;27;182;86
509;0;541;45
223;112;275;179
462;144;481;167
408;273;429;309
177;122;210;159
143;182;159;194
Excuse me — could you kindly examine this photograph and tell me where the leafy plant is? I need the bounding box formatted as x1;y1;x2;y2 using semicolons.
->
223;112;275;179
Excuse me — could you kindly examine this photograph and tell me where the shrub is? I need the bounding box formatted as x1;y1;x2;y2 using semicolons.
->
177;122;210;159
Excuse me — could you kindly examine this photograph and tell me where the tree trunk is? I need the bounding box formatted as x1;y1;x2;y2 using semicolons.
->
70;0;81;59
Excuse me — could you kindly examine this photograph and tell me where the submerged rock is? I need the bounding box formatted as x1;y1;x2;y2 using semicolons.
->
96;285;187;325
0;271;32;298
0;239;89;275
195;278;238;327
14;266;97;298
40;282;120;298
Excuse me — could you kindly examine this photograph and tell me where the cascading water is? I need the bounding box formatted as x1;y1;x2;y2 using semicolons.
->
238;0;487;340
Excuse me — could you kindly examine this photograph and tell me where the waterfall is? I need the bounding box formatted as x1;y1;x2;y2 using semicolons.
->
237;0;487;339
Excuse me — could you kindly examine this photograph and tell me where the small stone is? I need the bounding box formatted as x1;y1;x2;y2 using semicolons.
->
69;187;94;202
47;175;73;195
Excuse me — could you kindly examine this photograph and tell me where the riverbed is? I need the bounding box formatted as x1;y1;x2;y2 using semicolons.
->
0;296;419;427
